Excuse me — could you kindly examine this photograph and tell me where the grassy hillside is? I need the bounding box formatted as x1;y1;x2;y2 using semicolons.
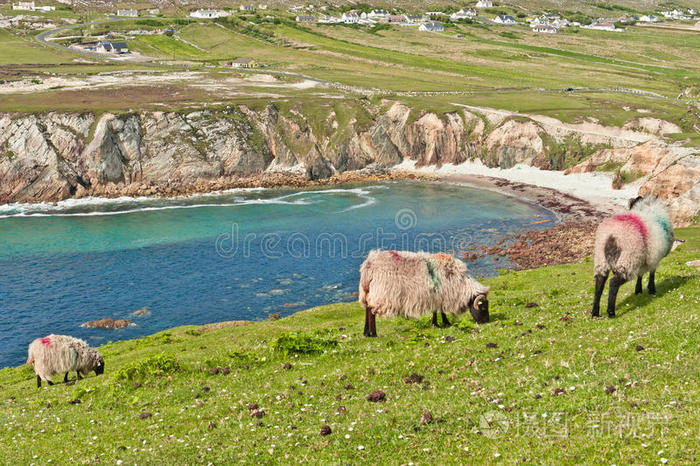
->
0;227;698;463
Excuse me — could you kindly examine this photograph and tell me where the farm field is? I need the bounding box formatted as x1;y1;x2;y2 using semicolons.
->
0;6;698;136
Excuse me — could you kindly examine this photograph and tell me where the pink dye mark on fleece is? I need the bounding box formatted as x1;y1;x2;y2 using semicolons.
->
389;250;401;261
40;337;51;346
612;214;648;243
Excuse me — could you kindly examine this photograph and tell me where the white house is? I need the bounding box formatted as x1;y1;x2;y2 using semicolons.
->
639;15;658;22
476;0;493;8
584;21;618;31
450;9;477;21
419;21;444;32
493;15;516;25
147;8;160;15
341;12;359;23
189;9;229;19
117;9;138;17
532;24;557;33
295;15;315;22
12;1;35;10
368;9;389;19
95;41;129;54
240;5;255;11
402;14;427;24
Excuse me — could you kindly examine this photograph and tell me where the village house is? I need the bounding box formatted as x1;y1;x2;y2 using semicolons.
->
117;9;138;17
12;1;35;10
147;9;160;15
584;21;618;31
95;40;129;54
368;9;389;20
259;4;268;10
418;21;444;32
450;9;477;21
402;14;426;24
230;57;258;68
638;15;658;22
341;12;360;24
189;9;229;19
295;15;315;22
240;5;255;12
532;23;557;33
476;0;493;8
493;15;516;25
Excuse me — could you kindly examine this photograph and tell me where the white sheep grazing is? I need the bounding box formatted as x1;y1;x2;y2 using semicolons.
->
27;335;105;388
359;250;490;337
592;196;681;318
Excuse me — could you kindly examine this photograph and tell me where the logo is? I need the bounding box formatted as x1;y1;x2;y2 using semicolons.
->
479;411;510;438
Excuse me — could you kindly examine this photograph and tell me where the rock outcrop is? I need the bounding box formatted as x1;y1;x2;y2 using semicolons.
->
1;102;697;225
567;140;699;225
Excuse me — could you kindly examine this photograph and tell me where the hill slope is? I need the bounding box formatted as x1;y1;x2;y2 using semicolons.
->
0;227;698;463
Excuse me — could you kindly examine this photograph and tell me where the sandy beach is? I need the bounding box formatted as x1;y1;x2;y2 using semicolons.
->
393;160;638;270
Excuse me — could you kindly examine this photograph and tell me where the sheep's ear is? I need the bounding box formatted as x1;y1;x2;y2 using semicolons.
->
628;196;643;210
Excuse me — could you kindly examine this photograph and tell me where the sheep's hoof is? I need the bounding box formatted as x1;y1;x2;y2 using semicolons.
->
607;313;616;318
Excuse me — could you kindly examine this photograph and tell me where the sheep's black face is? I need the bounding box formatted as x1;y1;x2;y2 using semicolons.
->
470;294;489;324
94;360;105;376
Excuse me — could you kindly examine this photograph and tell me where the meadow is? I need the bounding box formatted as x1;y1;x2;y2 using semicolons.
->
0;8;698;133
0;227;697;463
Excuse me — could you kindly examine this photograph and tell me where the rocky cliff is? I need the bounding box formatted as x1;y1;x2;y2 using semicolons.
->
1;102;697;224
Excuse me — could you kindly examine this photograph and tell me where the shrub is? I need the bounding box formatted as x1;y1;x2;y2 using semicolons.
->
272;331;338;355
112;353;179;382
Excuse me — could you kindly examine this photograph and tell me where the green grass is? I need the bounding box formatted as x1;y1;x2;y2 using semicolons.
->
132;35;212;60
1;228;698;463
0;29;79;65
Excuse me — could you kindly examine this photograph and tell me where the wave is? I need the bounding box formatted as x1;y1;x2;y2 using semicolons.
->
0;185;383;218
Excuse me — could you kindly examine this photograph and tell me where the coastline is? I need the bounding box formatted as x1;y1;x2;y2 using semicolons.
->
1;162;625;270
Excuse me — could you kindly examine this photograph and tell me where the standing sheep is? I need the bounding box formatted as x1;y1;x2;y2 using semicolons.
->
27;335;105;388
359;250;490;337
592;196;680;318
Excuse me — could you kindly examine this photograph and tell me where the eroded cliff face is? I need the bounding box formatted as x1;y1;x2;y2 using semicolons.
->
0;102;697;224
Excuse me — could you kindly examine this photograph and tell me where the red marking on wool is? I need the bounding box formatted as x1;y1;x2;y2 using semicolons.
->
435;253;452;262
40;337;51;346
388;250;401;261
612;214;648;242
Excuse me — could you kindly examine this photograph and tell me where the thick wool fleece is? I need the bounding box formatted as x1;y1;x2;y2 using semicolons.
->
594;197;674;280
359;250;489;318
27;335;102;383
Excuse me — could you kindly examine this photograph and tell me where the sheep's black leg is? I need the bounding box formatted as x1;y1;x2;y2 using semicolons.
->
635;276;643;294
648;270;656;295
432;311;439;327
363;307;371;337
64;372;69;383
368;311;377;338
592;273;608;317
441;312;451;327
606;274;626;318
47;380;54;386
37;375;42;388
77;372;82;380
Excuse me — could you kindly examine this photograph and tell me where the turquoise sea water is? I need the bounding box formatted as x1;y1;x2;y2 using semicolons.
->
0;181;556;367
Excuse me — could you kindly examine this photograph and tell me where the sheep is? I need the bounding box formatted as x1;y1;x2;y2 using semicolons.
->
592;196;681;318
359;250;490;337
27;335;105;388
